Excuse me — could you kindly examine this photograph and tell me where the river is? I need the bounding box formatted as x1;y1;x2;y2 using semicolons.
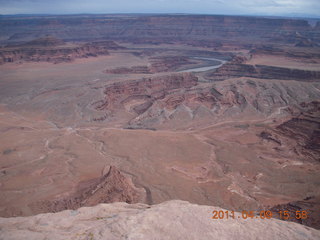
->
179;57;227;73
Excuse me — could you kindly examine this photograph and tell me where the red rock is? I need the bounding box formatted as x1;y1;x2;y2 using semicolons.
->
29;166;145;213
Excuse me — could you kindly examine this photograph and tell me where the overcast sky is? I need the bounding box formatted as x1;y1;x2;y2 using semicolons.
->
1;0;319;17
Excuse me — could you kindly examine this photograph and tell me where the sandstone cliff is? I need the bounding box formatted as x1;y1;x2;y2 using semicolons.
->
1;15;317;45
0;38;123;64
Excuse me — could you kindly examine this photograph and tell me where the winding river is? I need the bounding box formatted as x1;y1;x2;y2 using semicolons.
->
179;57;227;73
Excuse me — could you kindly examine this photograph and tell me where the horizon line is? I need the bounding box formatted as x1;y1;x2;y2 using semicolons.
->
1;12;320;20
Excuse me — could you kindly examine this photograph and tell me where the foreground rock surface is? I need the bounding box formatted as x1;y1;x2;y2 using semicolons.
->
0;200;319;240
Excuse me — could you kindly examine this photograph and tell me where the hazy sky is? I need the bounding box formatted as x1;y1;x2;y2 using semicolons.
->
1;0;319;17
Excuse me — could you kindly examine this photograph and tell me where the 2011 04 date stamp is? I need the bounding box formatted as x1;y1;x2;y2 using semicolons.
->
211;210;309;220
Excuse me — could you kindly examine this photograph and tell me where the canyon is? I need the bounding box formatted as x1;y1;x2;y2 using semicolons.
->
0;36;123;64
0;13;319;238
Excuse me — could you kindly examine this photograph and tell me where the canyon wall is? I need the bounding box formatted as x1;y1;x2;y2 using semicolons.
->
0;37;123;64
207;63;320;82
1;15;319;45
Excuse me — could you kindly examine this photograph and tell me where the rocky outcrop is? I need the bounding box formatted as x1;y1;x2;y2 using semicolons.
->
277;118;320;154
275;102;320;162
97;73;198;113
258;101;320;162
0;200;319;240
0;39;124;64
206;63;320;81
92;71;320;129
29;166;145;213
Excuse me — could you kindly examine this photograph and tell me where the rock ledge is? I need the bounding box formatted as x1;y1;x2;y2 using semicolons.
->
1;200;319;240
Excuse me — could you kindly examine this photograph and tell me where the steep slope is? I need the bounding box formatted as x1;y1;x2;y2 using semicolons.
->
30;166;146;213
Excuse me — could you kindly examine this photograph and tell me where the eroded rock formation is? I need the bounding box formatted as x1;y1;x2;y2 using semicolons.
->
30;166;145;213
92;72;320;130
96;73;198;114
256;101;320;164
206;63;320;82
0;38;123;64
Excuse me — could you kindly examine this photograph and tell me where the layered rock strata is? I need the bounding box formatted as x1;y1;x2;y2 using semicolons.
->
2;15;319;45
0;38;123;64
206;63;320;82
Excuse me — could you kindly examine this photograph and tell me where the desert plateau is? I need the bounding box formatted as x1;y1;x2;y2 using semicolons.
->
0;12;320;239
